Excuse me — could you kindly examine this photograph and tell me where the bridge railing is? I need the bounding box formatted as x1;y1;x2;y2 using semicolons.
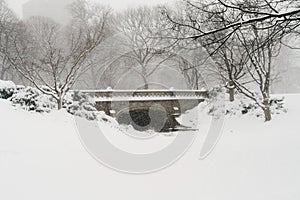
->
80;89;209;101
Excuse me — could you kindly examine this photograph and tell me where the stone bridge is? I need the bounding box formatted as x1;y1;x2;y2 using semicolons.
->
82;89;209;132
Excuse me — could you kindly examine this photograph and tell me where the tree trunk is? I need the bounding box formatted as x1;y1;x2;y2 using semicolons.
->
142;76;149;89
229;88;235;102
262;93;271;121
263;107;272;122
141;65;149;90
0;68;6;80
228;81;235;102
57;98;63;110
143;82;149;89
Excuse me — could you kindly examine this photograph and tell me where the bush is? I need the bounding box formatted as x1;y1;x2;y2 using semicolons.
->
1;80;107;121
0;80;16;99
9;86;56;113
66;91;98;120
206;87;287;118
226;96;287;117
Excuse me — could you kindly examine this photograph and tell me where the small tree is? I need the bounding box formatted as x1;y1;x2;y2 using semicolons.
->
235;25;281;121
210;37;249;102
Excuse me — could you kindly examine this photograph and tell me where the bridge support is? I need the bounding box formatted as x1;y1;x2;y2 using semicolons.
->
95;99;205;132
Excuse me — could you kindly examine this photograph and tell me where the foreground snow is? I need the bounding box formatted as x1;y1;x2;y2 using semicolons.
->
0;94;300;200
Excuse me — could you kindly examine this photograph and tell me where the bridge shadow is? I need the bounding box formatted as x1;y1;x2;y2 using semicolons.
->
116;107;200;133
117;108;181;132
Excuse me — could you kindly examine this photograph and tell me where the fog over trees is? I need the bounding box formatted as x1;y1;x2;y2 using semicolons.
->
1;0;300;121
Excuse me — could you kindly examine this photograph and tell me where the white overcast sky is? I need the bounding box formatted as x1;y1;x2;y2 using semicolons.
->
6;0;173;17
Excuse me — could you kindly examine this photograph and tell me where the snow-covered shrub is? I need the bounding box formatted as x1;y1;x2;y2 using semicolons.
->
63;91;73;109
66;91;98;120
225;95;287;118
270;97;287;115
206;87;227;118
9;86;56;113
206;87;287;118
1;80;111;121
0;80;16;99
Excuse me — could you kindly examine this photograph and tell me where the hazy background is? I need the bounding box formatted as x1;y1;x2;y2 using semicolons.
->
4;0;300;93
7;0;172;18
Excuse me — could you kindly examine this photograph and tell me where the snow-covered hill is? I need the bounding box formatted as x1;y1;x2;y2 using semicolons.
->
0;94;300;200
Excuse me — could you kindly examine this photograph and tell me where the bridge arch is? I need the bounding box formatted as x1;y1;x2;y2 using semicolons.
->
116;103;174;132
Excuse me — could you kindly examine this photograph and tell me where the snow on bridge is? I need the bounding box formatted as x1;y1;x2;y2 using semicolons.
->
82;89;209;102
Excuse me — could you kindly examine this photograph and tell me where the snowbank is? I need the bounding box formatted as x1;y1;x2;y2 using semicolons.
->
0;94;300;200
0;80;15;90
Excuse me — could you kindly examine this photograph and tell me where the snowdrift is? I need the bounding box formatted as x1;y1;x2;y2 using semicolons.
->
0;94;300;200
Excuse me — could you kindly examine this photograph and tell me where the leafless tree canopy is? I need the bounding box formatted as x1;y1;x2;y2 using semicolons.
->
112;6;177;89
162;0;300;121
2;0;111;109
164;0;300;41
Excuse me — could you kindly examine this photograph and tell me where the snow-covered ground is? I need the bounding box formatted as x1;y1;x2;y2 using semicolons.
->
0;94;300;200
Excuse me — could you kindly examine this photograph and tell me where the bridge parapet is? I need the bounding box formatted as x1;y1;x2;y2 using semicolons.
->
81;89;208;101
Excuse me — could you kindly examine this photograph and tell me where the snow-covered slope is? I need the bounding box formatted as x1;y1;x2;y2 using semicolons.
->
0;95;300;200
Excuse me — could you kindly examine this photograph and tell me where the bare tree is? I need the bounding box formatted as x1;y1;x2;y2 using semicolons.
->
114;6;175;89
176;48;210;90
162;1;248;100
5;0;111;109
209;37;250;102
0;0;19;81
234;24;282;121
